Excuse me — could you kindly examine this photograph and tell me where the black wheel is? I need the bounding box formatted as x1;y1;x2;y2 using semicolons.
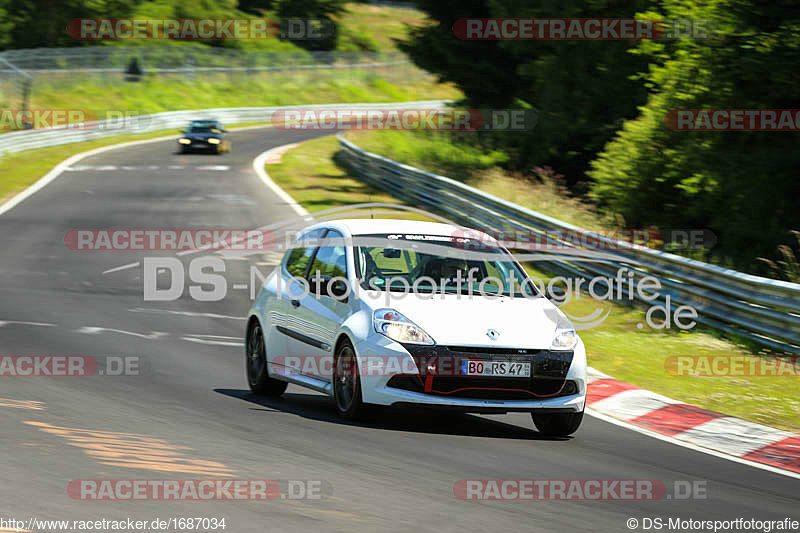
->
333;340;369;420
213;144;221;155
246;322;287;396
532;409;584;437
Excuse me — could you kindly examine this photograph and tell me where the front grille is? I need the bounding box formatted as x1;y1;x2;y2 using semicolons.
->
392;344;576;400
387;375;579;400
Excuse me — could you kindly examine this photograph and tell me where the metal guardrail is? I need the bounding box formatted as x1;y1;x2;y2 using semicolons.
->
0;101;449;156
337;134;800;354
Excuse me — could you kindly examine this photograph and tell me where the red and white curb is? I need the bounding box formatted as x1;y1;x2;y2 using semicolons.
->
587;368;800;476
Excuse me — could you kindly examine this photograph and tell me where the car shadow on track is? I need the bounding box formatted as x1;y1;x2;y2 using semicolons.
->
214;388;568;441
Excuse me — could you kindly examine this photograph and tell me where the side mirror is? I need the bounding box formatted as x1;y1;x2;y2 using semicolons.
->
310;275;349;301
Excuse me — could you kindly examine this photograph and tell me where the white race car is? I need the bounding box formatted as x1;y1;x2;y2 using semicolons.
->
246;219;587;436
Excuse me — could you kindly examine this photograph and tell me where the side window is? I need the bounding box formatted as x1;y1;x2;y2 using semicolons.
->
284;228;326;278
285;247;315;278
308;230;347;279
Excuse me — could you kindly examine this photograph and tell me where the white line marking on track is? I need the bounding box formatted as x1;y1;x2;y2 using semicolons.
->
127;308;246;321
0;133;183;217
102;261;141;275
182;334;242;347
76;326;169;340
196;165;230;171
0;123;278;218
252;145;311;218
0;320;56;328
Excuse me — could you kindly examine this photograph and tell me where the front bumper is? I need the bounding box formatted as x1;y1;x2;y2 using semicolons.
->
354;336;587;413
179;139;221;151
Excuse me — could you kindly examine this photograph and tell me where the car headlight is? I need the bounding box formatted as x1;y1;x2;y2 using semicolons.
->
207;138;221;145
373;308;434;345
551;328;577;350
178;138;191;144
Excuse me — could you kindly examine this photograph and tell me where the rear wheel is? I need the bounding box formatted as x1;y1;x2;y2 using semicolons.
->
246;322;287;396
333;340;370;420
531;409;584;437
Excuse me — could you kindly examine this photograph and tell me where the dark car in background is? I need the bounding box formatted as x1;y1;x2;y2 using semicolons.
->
177;119;231;154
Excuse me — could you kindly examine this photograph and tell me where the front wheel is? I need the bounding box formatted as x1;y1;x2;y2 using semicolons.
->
333;340;370;420
246;322;287;396
531;409;584;437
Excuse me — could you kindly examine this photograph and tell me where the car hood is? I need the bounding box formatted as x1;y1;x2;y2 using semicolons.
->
362;292;571;349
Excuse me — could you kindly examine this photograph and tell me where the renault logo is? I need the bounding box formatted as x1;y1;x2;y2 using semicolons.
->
486;329;500;340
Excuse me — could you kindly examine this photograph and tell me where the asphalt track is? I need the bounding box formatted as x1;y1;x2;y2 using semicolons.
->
0;127;797;533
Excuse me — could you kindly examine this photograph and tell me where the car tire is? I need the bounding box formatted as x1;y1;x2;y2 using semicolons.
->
531;409;584;437
333;340;370;420
246;321;287;397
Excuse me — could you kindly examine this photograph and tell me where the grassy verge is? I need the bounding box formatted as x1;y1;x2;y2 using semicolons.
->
265;135;429;220
269;134;800;433
346;130;614;230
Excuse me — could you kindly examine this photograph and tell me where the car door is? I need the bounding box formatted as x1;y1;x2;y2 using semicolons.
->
287;229;353;382
272;228;326;378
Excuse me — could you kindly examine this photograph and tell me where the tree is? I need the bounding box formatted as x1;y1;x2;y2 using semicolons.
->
275;0;345;51
0;0;12;49
400;0;652;185
589;0;800;270
2;0;142;49
238;0;274;15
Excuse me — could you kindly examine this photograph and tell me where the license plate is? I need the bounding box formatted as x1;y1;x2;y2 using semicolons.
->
460;360;531;377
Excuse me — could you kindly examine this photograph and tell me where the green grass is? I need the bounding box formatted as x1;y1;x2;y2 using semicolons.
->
347;130;612;229
23;72;459;130
266;134;429;220
270;135;800;433
337;3;430;52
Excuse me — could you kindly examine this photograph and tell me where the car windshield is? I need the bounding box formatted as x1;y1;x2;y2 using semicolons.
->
188;123;221;133
354;233;539;298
